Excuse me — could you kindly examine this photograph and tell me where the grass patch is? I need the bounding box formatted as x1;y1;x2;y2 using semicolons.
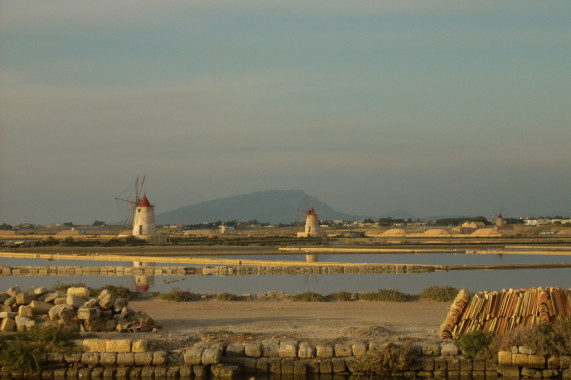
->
328;291;354;301
215;293;239;301
0;324;80;374
419;286;459;302
355;342;415;374
158;288;196;302
288;292;329;302
359;289;411;302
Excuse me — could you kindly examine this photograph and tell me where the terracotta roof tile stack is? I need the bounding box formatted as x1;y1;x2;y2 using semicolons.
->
440;287;571;340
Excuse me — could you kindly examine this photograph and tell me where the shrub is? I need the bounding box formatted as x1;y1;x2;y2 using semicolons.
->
359;289;410;302
419;286;459;302
489;319;571;356
328;291;354;301
216;293;239;301
289;292;328;302
356;342;415;374
0;324;80;373
458;331;494;359
158;288;195;302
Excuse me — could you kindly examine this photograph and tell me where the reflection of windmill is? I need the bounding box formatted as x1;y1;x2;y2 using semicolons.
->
115;176;156;240
296;196;326;238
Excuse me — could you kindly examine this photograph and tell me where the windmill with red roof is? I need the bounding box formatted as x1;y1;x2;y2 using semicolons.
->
115;175;156;240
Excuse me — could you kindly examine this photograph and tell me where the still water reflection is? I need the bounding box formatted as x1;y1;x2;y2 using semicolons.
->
0;253;569;295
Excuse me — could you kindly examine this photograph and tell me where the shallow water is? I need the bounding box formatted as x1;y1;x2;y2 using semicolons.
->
1;252;570;295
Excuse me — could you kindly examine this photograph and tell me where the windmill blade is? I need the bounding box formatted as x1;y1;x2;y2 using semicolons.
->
138;175;146;200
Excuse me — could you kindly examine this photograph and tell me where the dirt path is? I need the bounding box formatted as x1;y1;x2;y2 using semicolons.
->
126;299;450;349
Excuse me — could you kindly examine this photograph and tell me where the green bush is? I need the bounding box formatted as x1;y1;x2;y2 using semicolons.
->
419;286;459;302
458;331;494;359
359;289;410;302
216;293;239;301
0;324;80;373
289;292;328;302
158;288;195;302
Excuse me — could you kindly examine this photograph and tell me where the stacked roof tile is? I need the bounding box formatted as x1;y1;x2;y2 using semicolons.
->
440;287;571;340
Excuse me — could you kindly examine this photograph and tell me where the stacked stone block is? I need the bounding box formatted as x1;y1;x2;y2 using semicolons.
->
0;285;155;333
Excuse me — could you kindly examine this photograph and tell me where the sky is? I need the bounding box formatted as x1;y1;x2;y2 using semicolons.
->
1;0;570;225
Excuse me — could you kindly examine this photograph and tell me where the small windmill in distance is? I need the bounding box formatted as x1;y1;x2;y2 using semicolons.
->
115;175;156;241
296;196;327;238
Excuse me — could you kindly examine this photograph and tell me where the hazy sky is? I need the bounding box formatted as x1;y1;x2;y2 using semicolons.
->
1;0;570;225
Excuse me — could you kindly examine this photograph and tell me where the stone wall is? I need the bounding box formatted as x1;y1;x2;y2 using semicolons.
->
2;338;570;379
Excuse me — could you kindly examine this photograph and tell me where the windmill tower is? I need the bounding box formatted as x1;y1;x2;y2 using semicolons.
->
495;212;504;228
296;197;326;238
115;176;156;241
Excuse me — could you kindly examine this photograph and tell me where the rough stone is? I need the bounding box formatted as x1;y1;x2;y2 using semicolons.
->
134;352;153;366
320;358;333;373
18;305;34;318
521;367;542;378
316;343;334;358
116;353;135;366
98;289;116;309
99;353;117;366
15;292;33;305
48;304;76;323
141;366;154;378
332;357;347;373
262;340;280;357
306;359;320;374
128;366;142;379
528;354;546;369
106;339;132;353
422;342;441;356
352;342;368;356
193;365;206;378
184;348;203;365
154;367;167;378
244;342;262;357
440;342;459;356
82;339;107;352
519;345;536;355
269;358;281;374
280;358;294;374
14;315;35;331
178;365;192;378
66;294;86;309
279;341;298;358
132;339;149;353
298;342;315;358
226;342;245;357
28;300;52;315
202;348;221;365
498;351;512;366
103;367;117;379
67;287;91;299
153;350;168;365
81;353;100;366
0;318;16;332
77;307;101;321
334;343;352;357
211;363;240;377
294;359;307;375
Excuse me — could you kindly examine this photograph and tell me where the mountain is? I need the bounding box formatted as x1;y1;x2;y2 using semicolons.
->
155;190;365;225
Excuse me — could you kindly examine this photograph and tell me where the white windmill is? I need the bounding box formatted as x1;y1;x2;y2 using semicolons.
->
296;196;326;238
115;176;156;241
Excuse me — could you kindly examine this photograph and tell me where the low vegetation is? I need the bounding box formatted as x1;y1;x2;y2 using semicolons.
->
459;319;571;359
0;324;80;373
419;286;459;302
215;292;239;301
158;288;196;302
288;292;329;302
356;342;415;374
359;289;411;302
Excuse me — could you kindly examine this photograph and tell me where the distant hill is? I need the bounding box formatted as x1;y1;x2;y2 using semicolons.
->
379;209;417;220
155;190;365;225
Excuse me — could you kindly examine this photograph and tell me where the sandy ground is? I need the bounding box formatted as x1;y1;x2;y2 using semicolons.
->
124;299;450;350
